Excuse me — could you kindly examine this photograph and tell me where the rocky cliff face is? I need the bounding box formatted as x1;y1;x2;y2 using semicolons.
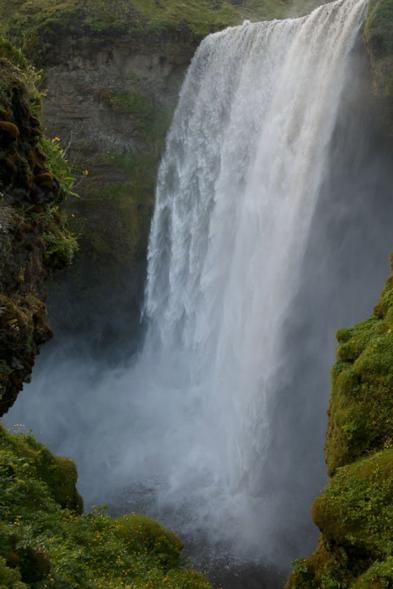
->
0;43;76;415
40;32;197;350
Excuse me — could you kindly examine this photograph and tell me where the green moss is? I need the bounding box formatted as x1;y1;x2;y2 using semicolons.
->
0;293;51;415
0;556;26;588
0;38;28;71
100;90;172;145
288;451;393;589
109;90;154;116
288;259;393;589
114;514;183;569
38;137;79;268
352;558;393;589
104;89;160;137
326;261;393;475
0;0;238;48
128;0;239;36
0;424;211;589
313;451;393;557
0;0;328;62
79;180;152;265
288;538;354;589
77;146;159;266
0;425;83;513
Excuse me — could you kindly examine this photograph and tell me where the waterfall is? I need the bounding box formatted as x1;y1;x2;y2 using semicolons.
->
134;0;367;554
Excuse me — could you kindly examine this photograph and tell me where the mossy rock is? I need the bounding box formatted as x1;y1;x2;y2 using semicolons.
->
114;514;183;569
0;423;212;588
288;451;393;589
326;259;393;474
0;424;83;513
0;294;51;415
352;558;393;589
313;450;393;558
0;42;77;415
288;259;393;589
288;538;355;589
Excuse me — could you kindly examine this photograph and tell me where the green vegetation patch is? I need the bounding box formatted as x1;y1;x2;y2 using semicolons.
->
288;537;359;589
0;0;237;59
288;451;393;589
0;0;328;63
0;424;211;589
102;89;162;137
74;148;157;266
0;293;51;415
288;260;393;589
0;39;78;270
352;558;393;589
313;450;393;557
326;258;393;474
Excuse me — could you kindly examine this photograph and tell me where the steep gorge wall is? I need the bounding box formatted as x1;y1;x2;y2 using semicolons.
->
0;43;77;415
41;33;197;350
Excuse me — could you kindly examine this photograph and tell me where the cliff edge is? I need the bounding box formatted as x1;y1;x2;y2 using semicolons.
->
0;41;77;415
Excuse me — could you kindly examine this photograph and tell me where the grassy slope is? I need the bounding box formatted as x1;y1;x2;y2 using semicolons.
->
0;0;324;50
0;424;211;589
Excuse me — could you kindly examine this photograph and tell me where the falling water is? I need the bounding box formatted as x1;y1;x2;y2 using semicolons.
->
6;0;376;572
137;0;367;552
